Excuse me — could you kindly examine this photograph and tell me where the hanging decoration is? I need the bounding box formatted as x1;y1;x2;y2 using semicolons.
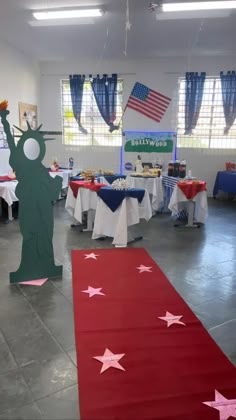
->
124;0;132;56
124;81;172;123
148;2;159;12
97;26;110;69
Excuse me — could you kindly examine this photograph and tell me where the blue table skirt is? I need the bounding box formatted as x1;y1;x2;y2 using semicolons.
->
97;187;145;212
97;174;126;184
162;175;187;220
70;176;84;181
213;171;236;196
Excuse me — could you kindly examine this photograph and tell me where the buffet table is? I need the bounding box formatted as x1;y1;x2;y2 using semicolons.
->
213;171;236;197
92;187;152;247
97;174;126;185
162;175;183;211
127;175;164;213
49;169;72;189
169;181;208;227
65;181;106;230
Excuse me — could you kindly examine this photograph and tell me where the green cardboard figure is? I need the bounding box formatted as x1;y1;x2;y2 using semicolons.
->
0;106;63;283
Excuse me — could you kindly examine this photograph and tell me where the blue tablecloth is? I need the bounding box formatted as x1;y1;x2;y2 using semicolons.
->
97;174;126;184
213;171;236;196
162;175;187;220
97;187;145;212
162;175;182;212
70;176;84;181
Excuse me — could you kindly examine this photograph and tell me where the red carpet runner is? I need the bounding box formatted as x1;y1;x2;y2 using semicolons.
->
72;248;236;420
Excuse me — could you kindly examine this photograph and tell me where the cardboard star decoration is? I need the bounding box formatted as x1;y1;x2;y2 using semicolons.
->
93;349;126;374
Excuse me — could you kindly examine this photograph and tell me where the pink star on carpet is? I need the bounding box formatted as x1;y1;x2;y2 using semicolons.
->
203;390;236;420
81;286;105;298
19;278;48;286
93;348;125;374
84;253;99;260
137;264;152;273
158;311;186;327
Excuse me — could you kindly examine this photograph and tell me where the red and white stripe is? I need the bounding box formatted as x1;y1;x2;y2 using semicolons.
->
127;89;171;123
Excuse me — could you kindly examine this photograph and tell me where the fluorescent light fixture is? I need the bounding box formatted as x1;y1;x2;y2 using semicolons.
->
33;8;103;20
162;0;236;12
156;9;230;18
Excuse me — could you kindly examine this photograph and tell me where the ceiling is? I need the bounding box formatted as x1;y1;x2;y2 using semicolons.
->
0;0;235;61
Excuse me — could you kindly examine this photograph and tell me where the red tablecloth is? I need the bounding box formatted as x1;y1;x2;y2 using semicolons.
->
70;181;106;198
0;176;16;181
177;181;207;200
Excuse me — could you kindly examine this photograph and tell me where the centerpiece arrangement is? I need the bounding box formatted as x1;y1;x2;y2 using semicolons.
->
98;169;114;175
81;169;96;180
111;178;130;190
50;158;59;171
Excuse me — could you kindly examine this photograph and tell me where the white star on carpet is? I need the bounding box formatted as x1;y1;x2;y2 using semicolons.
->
81;286;105;298
93;348;125;373
158;311;186;327
203;390;236;420
137;264;152;273
84;253;99;260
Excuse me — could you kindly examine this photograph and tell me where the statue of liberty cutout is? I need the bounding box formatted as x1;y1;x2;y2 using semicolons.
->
0;102;63;283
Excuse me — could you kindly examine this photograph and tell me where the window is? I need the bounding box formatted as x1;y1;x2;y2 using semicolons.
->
177;77;236;148
61;79;123;146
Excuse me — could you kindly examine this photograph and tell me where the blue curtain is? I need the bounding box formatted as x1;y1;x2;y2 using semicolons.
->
184;72;206;135
220;71;236;135
91;74;119;133
69;75;87;134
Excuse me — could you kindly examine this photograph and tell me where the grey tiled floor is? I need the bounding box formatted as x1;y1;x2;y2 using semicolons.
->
0;197;236;419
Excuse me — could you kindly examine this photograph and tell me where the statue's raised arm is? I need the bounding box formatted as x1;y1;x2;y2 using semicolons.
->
0;106;16;154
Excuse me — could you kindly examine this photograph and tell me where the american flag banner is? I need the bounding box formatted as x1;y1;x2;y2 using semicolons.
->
126;82;171;123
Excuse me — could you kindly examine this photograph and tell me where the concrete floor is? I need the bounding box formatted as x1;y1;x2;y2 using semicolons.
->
0;197;236;419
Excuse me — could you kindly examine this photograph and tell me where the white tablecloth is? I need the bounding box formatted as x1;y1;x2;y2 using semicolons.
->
49;169;72;189
96;176;110;186
0;181;18;220
65;186;97;228
0;181;18;206
127;176;164;212
92;190;152;247
168;185;208;223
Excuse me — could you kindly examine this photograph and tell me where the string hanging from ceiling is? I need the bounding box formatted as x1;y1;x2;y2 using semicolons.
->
124;0;132;56
186;19;205;70
97;25;110;69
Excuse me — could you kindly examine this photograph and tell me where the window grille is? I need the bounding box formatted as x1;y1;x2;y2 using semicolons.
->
177;76;236;148
61;79;123;146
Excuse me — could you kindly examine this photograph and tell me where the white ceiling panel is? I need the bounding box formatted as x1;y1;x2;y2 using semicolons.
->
0;0;235;61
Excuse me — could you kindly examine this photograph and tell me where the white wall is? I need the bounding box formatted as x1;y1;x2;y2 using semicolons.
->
0;39;40;173
39;55;236;194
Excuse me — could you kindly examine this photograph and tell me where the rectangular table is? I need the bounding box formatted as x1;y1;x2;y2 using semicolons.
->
65;181;106;230
169;181;208;227
127;175;164;213
213;171;236;197
49;169;72;190
97;174;126;185
92;187;152;247
162;175;183;211
0;180;18;221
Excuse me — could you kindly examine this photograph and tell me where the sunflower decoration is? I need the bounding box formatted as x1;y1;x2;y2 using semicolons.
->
0;100;8;110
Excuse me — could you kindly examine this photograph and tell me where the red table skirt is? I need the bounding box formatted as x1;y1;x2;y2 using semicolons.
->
70;181;106;198
177;181;207;200
0;176;16;181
